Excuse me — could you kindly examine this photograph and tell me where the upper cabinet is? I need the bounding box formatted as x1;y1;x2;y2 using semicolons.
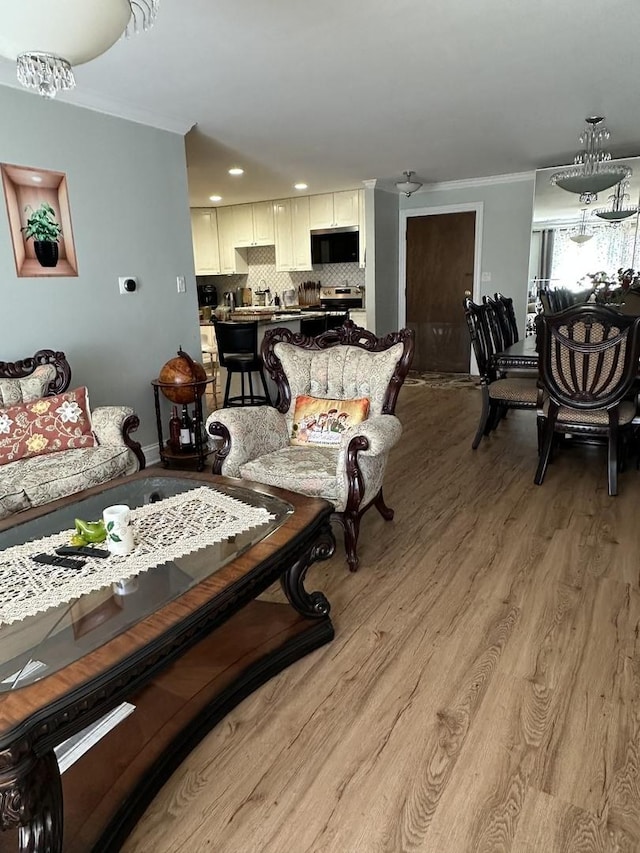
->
309;190;359;229
191;209;221;275
217;207;248;274
274;198;312;272
232;201;275;248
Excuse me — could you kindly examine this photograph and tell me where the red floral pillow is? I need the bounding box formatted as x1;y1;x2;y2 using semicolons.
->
0;386;97;466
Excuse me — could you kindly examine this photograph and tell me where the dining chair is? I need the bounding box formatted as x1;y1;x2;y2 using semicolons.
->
495;292;519;347
464;297;539;449
535;304;640;496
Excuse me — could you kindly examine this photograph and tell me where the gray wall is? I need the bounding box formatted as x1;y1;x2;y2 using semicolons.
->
0;86;199;452
368;187;399;336
400;177;536;331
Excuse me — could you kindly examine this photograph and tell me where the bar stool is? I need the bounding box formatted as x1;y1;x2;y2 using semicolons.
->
213;320;271;407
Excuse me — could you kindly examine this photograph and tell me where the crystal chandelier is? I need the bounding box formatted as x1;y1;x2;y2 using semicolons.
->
0;0;159;99
396;171;423;197
550;117;630;204
569;209;594;245
593;180;639;223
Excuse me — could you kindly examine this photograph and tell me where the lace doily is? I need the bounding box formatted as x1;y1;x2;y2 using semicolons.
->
0;487;275;625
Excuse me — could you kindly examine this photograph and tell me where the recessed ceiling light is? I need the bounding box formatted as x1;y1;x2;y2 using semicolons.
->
228;167;244;176
209;195;222;202
31;175;42;183
294;183;308;190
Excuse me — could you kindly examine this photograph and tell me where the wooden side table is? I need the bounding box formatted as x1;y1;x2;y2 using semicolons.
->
151;377;215;472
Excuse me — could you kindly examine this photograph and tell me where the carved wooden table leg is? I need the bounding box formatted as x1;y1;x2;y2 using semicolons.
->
280;525;335;618
0;751;63;853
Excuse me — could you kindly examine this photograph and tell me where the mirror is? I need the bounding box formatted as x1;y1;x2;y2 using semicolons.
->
529;156;640;297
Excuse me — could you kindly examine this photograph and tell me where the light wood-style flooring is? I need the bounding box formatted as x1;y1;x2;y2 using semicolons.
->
124;382;640;853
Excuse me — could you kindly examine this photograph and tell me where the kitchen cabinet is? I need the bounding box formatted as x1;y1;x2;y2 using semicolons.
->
191;209;220;275
309;190;359;229
274;198;312;272
217;207;248;274
232;202;275;248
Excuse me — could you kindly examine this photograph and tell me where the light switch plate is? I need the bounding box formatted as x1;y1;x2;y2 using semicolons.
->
481;272;492;283
176;276;186;293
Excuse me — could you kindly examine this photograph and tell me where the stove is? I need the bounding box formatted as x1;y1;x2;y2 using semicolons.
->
319;286;363;311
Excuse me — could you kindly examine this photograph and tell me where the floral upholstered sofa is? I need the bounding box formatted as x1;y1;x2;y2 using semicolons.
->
0;349;145;520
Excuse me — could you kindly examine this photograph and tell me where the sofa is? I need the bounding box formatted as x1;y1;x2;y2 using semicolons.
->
0;349;145;520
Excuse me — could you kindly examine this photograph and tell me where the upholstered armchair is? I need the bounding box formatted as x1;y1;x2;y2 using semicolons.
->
206;321;414;571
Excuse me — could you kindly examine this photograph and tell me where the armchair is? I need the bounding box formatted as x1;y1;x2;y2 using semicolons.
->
206;321;414;571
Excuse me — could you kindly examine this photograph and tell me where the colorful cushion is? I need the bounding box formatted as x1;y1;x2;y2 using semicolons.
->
0;364;57;407
0;386;97;466
290;395;370;447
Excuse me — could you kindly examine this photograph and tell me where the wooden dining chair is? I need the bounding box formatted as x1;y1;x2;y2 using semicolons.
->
464;297;538;449
494;292;519;347
535;304;640;495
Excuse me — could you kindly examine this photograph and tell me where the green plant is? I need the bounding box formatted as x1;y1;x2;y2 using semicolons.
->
21;202;62;243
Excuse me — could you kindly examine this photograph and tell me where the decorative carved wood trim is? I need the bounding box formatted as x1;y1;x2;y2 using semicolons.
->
206;421;232;474
0;349;71;396
122;414;146;470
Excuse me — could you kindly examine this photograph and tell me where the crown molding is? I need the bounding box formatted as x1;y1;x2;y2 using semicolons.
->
418;170;536;193
362;179;378;189
0;78;194;135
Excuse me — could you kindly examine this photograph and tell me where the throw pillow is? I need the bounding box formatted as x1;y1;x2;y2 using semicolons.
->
290;395;370;447
0;364;57;408
0;386;97;466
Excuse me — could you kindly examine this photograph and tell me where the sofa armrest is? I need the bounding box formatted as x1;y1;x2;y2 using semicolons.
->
341;414;403;457
91;406;145;470
206;406;290;476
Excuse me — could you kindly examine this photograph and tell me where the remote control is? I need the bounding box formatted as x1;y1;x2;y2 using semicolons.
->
32;553;86;569
56;546;109;558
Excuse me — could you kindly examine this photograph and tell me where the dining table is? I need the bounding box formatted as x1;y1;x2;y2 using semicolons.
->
494;335;538;372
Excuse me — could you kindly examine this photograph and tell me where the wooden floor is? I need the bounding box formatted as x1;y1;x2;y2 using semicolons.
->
124;383;640;853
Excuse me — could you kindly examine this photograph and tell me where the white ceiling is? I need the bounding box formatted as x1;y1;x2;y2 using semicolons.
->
2;0;640;206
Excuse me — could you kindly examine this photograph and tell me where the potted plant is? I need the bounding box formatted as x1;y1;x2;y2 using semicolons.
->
21;202;62;267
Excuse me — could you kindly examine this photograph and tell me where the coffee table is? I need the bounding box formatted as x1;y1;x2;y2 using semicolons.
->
0;470;335;853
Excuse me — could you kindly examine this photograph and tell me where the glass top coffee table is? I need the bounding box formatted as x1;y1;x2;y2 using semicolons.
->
0;470;335;853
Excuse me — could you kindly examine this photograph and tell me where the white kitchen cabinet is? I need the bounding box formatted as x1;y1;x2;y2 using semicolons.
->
232;202;275;248
217;206;248;274
291;197;312;270
191;209;220;275
274;198;312;272
358;189;366;269
309;190;359;229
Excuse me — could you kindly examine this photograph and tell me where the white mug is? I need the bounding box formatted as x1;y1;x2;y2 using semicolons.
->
103;504;135;556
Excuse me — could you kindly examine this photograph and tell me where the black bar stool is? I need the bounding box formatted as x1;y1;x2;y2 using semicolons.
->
213;321;271;407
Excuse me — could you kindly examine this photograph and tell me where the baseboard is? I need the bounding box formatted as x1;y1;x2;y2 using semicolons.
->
142;443;161;467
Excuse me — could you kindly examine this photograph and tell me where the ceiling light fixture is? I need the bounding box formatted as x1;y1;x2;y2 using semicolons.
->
294;183;308;191
228;168;244;176
593;180;638;222
550;116;630;204
395;171;423;197
209;195;222;202
569;209;594;245
0;0;159;99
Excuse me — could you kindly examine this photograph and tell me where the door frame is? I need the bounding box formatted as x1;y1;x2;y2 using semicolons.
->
398;202;484;371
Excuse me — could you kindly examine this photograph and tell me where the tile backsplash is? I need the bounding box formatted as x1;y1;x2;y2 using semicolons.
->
197;245;365;305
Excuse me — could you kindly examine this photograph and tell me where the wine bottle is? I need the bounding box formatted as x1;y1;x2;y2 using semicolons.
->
179;405;192;451
168;405;180;451
190;408;197;448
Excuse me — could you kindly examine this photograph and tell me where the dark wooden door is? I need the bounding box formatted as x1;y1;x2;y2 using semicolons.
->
406;211;476;373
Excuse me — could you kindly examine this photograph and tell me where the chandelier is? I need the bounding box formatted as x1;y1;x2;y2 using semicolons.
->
593;180;638;223
395;171;423;197
569;209;594;245
0;0;159;99
550;116;630;204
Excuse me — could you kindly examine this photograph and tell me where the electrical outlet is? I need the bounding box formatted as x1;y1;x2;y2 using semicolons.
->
176;275;186;293
481;271;492;283
118;276;137;294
